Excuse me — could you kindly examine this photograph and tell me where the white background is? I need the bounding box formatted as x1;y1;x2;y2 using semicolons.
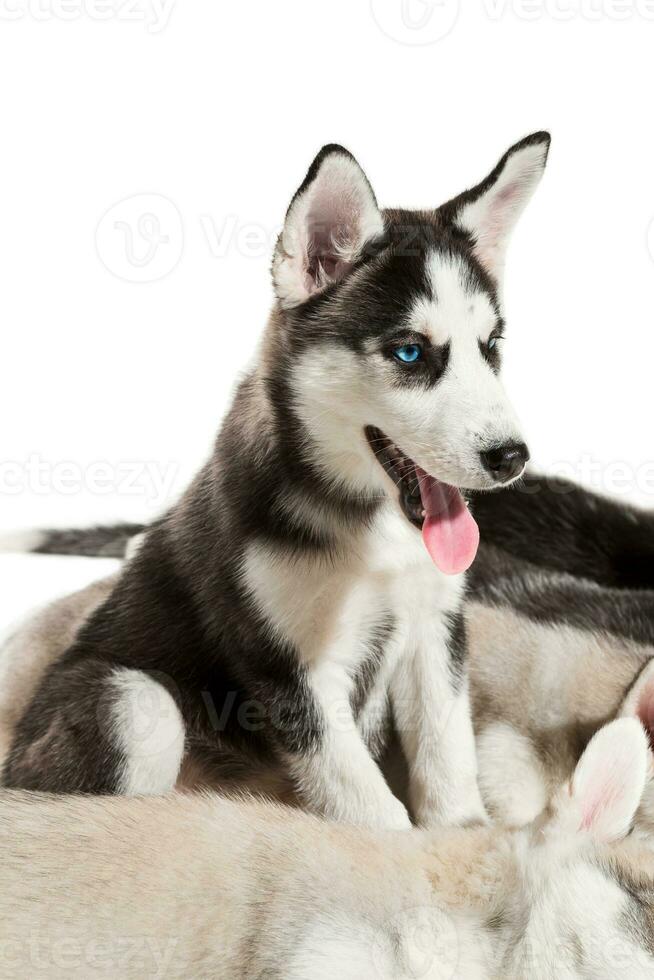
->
2;0;654;627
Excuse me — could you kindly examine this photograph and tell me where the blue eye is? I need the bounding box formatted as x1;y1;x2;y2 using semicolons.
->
393;344;422;364
488;337;497;351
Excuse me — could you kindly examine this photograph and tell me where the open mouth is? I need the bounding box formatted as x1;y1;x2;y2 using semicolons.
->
364;425;480;576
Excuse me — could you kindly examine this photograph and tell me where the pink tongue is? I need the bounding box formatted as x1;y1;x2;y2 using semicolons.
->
416;467;480;575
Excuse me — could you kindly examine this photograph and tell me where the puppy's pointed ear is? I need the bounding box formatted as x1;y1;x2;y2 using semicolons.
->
620;661;654;830
273;145;385;309
620;660;654;750
552;719;650;843
442;132;551;281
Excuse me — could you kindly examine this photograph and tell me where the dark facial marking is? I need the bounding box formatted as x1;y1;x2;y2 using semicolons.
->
479;324;505;374
289;212;499;362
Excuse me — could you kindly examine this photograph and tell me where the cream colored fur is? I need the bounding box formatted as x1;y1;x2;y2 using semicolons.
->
0;720;653;980
0;575;118;764
467;600;654;827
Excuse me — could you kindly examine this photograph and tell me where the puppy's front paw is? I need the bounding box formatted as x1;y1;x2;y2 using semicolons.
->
380;796;413;831
358;795;412;831
416;795;489;830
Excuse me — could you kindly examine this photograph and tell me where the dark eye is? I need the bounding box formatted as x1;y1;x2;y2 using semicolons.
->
393;344;422;364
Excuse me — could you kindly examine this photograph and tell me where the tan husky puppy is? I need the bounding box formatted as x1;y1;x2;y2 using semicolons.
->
1;719;654;980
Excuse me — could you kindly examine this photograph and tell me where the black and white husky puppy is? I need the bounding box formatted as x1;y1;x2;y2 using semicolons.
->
2;135;550;828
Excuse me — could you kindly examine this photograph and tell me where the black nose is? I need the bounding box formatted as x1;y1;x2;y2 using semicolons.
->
480;442;529;483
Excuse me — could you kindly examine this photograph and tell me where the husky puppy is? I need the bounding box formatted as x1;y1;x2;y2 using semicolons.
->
1;135;551;827
469;586;654;825
0;719;652;980
0;577;115;765
463;472;654;826
468;560;654;826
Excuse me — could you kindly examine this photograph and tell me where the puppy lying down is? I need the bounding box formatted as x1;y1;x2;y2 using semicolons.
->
1;719;654;980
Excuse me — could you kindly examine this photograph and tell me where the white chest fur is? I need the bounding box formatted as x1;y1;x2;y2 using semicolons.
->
242;503;483;830
241;502;465;675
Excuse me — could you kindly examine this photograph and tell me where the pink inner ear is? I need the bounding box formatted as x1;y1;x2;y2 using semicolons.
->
637;686;654;751
571;718;648;840
304;194;359;293
307;215;353;278
579;769;634;833
581;795;605;832
484;184;521;243
495;182;521;206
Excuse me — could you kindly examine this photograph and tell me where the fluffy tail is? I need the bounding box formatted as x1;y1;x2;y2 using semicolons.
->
0;523;147;559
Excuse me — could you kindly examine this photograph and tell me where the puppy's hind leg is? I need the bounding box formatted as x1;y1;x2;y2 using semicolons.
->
110;668;186;795
3;660;185;795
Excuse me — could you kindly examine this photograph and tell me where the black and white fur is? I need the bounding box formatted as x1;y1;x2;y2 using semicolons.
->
1;136;551;829
7;475;654;830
